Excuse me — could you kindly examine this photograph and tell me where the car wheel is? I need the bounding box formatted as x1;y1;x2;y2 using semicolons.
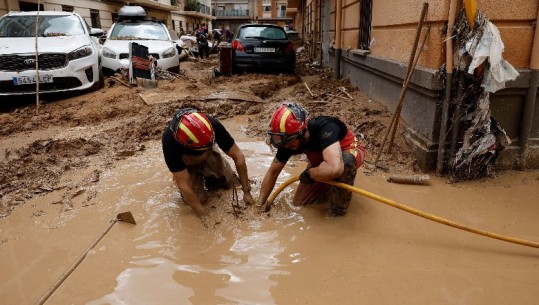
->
285;64;295;74
232;64;242;75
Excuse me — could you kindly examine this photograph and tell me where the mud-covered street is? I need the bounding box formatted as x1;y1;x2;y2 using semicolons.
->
1;55;539;305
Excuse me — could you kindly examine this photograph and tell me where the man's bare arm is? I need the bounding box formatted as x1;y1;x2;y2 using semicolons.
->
173;170;206;216
308;142;344;180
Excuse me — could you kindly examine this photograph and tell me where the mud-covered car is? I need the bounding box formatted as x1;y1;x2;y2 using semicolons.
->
231;23;296;73
100;6;179;75
0;11;104;95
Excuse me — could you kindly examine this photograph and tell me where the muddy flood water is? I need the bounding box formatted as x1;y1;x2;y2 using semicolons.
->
1;116;538;305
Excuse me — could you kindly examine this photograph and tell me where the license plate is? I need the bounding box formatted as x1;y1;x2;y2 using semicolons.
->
254;47;275;53
12;75;53;85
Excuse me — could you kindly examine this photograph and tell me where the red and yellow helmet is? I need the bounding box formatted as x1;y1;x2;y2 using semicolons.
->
268;103;308;147
169;108;214;151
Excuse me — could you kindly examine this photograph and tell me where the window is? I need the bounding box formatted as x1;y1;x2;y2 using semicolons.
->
19;2;44;11
90;9;101;28
263;5;271;12
359;0;373;50
111;13;118;23
279;5;286;17
62;5;74;12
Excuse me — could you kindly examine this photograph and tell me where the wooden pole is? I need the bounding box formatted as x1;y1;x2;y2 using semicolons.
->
35;0;41;114
373;2;429;166
387;25;432;154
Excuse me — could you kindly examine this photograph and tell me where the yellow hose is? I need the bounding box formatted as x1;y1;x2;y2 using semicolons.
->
268;176;539;249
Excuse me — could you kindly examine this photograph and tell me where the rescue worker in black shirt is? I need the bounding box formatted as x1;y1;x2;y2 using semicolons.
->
162;108;255;217
257;103;366;216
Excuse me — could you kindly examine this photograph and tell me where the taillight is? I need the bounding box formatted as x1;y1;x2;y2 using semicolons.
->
232;40;245;52
284;41;295;53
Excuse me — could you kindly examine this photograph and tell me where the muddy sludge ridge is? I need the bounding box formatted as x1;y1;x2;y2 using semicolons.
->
0;55;416;218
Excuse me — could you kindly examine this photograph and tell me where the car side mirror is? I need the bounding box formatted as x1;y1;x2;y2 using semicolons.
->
90;28;104;37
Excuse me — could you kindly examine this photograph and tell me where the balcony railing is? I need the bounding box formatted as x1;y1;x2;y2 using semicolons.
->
215;9;249;17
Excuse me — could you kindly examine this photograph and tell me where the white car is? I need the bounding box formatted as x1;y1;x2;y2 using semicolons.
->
101;6;179;75
0;11;104;95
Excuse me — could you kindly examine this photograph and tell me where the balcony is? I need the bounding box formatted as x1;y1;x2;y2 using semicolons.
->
215;9;249;17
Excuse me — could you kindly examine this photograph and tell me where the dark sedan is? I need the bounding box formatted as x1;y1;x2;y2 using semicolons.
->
231;24;295;73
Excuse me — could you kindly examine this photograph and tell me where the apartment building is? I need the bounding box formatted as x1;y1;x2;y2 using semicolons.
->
212;0;292;33
0;0;214;34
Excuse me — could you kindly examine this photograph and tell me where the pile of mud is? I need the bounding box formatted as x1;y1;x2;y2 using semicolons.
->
0;55;416;217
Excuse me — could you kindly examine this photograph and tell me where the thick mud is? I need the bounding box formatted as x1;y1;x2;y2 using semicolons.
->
1;54;538;305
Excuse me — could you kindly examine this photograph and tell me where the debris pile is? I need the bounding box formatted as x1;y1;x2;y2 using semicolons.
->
155;66;180;80
448;10;517;181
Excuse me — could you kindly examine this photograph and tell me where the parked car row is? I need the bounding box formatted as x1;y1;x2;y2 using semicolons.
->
0;6;179;96
0;6;298;96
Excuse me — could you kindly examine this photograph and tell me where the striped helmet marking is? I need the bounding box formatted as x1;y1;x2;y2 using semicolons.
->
179;123;199;143
280;109;292;133
192;112;212;131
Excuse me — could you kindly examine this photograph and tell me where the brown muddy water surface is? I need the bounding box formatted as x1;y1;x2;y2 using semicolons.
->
1;117;539;305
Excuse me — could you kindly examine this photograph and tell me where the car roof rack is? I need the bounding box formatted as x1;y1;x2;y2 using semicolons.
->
118;5;146;21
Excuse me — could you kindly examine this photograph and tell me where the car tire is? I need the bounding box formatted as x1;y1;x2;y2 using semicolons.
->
232;64;242;75
285;63;296;74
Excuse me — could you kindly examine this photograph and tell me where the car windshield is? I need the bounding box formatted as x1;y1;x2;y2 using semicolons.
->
0;15;85;38
239;26;286;40
109;21;169;40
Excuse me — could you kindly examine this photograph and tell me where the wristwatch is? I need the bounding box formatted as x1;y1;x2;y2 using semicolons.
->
242;185;251;192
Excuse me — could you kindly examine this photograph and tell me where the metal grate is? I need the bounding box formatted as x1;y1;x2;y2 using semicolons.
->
360;0;373;50
0;53;67;71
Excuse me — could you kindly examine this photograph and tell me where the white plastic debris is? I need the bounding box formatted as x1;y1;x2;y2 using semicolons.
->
465;21;519;93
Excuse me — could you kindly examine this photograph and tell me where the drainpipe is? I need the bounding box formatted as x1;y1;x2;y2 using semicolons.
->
334;0;343;79
520;7;539;169
436;0;459;174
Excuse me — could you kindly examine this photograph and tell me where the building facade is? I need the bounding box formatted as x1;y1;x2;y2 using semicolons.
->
0;0;215;35
289;0;539;170
212;0;292;33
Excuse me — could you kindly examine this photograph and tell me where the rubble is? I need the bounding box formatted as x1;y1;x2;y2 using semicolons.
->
449;10;516;181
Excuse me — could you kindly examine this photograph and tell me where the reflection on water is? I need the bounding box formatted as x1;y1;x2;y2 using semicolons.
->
4;117;539;305
87;141;302;305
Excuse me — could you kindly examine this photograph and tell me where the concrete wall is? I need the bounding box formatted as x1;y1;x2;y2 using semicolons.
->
318;0;539;170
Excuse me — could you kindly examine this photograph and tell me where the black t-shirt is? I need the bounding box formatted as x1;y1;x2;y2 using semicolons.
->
197;34;208;45
275;116;348;163
162;115;235;172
